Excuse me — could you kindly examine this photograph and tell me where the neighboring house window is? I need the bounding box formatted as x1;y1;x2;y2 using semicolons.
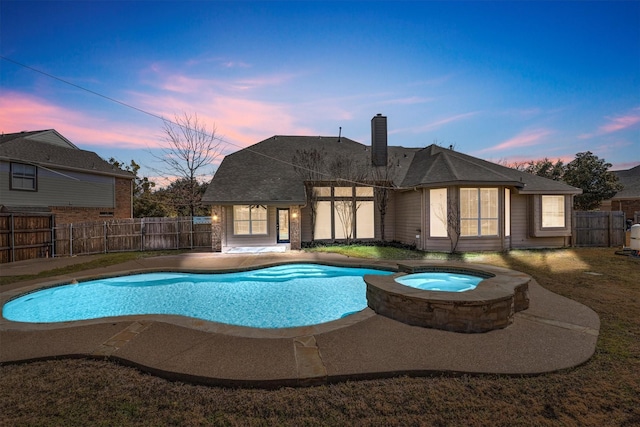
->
313;186;375;240
233;205;267;235
541;196;565;228
460;188;498;237
11;163;37;191
429;188;448;237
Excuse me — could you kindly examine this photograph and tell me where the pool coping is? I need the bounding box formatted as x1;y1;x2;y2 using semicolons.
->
0;252;601;388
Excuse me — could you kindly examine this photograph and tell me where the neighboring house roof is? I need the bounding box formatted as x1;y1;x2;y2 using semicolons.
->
0;130;133;179
612;165;640;200
204;135;580;205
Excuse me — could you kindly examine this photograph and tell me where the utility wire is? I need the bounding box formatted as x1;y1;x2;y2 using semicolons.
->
1;55;399;190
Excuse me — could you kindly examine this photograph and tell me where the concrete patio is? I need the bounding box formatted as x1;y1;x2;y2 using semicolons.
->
0;252;600;388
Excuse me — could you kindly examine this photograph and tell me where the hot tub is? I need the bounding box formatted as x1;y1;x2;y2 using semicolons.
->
365;262;531;333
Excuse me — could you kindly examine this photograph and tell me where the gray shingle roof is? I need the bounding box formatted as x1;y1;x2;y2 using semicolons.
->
203;137;580;204
401;144;581;194
612;165;640;199
0;131;133;179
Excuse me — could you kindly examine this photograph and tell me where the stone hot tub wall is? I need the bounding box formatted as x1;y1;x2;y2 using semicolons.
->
365;262;531;333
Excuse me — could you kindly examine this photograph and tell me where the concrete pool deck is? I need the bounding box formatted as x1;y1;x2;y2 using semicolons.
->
0;252;600;388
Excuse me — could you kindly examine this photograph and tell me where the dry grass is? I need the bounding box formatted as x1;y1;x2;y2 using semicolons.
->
1;248;639;426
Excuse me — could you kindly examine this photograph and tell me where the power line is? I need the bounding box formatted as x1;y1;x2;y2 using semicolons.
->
1;55;399;189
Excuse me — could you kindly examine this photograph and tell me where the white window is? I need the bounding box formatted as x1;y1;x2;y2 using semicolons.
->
504;188;511;237
312;185;375;240
429;188;448;237
11;163;37;191
460;188;498;237
233;205;267;235
542;196;565;228
314;201;333;239
356;201;375;239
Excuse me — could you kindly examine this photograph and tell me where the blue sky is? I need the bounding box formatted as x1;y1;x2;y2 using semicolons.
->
1;1;639;184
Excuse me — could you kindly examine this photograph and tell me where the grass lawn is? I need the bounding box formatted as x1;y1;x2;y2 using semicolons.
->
1;247;639;426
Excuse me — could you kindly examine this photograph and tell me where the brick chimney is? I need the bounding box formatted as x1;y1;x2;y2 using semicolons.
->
371;113;388;166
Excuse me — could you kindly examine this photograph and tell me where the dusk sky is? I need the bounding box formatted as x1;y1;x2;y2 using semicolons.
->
1;1;639;184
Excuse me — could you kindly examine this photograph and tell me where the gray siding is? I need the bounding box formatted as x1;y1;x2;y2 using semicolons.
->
510;192;567;248
0;162;115;208
392;189;422;247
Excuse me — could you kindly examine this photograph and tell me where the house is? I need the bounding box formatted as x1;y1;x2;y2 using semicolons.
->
600;165;640;223
203;114;582;252
0;129;134;224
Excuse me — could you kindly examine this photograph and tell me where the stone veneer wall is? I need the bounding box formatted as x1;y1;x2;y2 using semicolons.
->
365;264;531;333
289;205;301;250
211;205;224;252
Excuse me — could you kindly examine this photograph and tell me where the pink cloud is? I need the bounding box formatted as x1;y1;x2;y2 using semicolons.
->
579;107;640;139
481;128;553;152
132;90;315;154
599;110;640;133
383;96;434;106
0;91;161;149
145;64;297;94
393;112;480;135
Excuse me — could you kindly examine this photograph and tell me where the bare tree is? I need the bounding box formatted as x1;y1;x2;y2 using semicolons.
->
432;188;461;254
154;112;222;216
371;155;398;241
327;157;368;244
291;148;327;241
446;189;461;253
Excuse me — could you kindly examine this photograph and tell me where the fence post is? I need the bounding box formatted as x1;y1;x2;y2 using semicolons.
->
70;223;73;257
50;215;55;258
608;212;613;247
140;217;144;252
571;211;576;247
9;214;14;263
104;221;107;254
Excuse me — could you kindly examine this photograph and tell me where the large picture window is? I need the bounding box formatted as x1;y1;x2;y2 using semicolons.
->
541;196;565;228
233;205;267;235
460;188;498;237
312;186;374;240
11;163;37;191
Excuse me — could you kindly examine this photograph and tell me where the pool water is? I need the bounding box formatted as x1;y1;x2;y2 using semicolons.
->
394;272;483;292
2;264;392;328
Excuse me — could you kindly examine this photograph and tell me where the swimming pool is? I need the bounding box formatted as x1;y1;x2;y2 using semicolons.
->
2;264;393;328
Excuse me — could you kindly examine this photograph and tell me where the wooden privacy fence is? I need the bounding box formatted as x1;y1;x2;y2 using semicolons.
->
53;217;213;257
0;213;55;263
572;211;626;247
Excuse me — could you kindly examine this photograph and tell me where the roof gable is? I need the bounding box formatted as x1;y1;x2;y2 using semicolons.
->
1;129;78;149
0;130;132;179
401;145;580;193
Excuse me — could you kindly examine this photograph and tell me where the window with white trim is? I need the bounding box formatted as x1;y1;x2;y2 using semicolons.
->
312;186;375;240
429;188;448;237
541;196;565;228
233;205;267;235
460;188;498;237
11;163;37;191
504;188;511;237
